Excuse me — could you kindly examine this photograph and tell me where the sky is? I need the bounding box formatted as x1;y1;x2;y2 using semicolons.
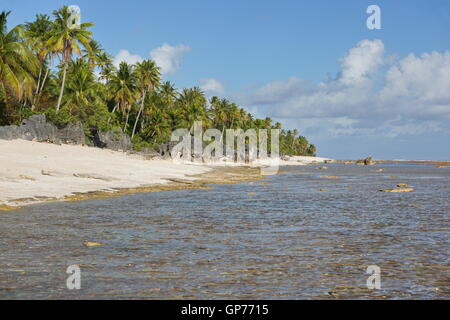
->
4;0;450;159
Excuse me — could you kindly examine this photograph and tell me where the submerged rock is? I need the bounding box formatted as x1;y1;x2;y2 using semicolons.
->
397;183;409;188
379;188;414;193
83;242;105;247
356;156;375;166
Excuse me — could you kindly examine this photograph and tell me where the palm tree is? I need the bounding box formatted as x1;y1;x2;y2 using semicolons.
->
159;81;177;106
98;59;115;84
178;87;210;130
131;59;160;138
62;58;102;109
107;62;137;130
83;39;103;68
0;11;39;102
141;93;170;141
24;14;53;109
45;6;94;112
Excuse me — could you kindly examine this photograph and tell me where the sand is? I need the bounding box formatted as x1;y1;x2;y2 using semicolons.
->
0;139;331;208
0;140;211;207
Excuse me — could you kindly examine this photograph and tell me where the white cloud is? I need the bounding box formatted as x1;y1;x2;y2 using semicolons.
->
150;43;191;76
199;78;225;96
380;51;450;117
235;39;450;138
339;39;384;85
113;49;143;67
113;43;191;76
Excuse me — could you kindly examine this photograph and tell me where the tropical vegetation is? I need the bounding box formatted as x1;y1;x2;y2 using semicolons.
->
0;7;316;156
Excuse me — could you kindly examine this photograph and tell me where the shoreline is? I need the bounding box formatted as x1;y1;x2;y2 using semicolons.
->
1;140;328;210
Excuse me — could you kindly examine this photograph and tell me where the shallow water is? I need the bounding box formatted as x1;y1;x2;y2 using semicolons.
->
0;163;449;299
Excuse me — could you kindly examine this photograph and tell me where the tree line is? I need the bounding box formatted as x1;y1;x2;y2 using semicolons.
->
0;7;316;156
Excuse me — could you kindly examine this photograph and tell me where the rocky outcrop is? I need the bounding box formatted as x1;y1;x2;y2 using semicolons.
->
356;156;375;166
93;129;131;152
57;122;85;145
159;141;179;157
0;114;85;145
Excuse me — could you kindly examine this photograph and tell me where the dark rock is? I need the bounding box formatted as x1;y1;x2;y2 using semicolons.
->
93;129;131;152
356;156;375;166
57;122;85;145
159;141;180;157
0;114;85;145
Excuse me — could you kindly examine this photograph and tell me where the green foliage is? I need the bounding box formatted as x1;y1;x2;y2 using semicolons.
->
0;7;317;157
131;135;157;152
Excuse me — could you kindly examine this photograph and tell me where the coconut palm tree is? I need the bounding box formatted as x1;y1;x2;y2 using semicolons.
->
159;81;177;106
98;59;115;84
0;11;39;102
131;59;160;138
24;14;53;109
107;61;138;130
178;87;210;130
45;6;94;112
83;39;104;68
62;58;102;109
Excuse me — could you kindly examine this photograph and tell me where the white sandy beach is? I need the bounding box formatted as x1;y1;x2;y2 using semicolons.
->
0;139;331;208
0;140;212;207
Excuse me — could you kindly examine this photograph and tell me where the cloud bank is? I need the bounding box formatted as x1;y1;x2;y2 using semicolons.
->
235;39;450;139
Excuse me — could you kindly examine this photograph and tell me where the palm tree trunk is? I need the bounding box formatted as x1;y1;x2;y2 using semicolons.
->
39;68;50;94
107;103;119;124
132;92;146;139
31;68;42;111
32;68;50;111
123;105;130;132
35;68;42;95
56;63;68;112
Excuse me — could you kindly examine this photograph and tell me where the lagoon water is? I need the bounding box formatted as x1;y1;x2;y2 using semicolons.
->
0;163;449;299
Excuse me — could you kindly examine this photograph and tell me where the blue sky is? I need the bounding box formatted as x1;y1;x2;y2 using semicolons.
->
4;0;450;159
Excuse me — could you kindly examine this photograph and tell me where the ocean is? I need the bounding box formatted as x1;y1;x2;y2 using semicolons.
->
0;163;449;299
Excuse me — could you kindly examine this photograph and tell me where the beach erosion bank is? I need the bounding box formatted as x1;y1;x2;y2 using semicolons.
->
0;139;331;209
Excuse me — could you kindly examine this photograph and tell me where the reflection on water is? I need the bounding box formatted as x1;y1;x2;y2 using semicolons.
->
0;163;449;299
